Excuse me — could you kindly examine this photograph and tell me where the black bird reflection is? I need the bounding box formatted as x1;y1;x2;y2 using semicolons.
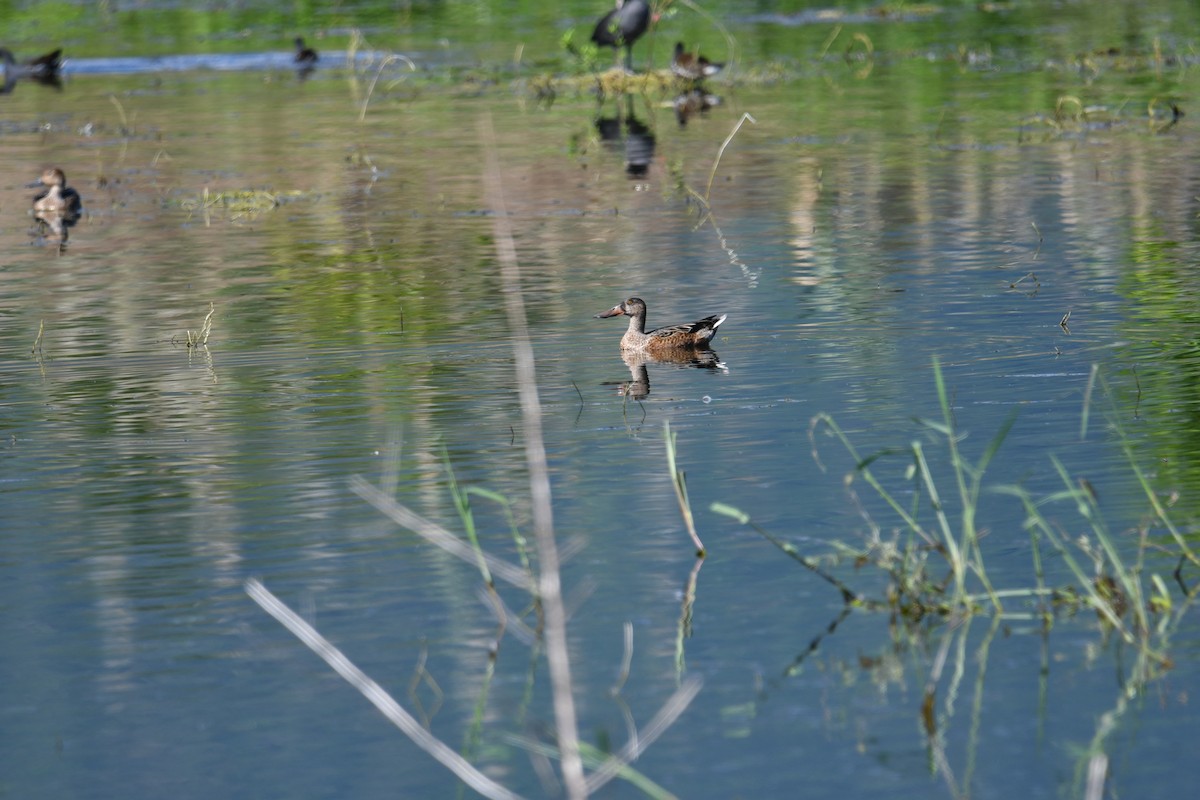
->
596;98;656;177
606;349;727;401
294;37;319;79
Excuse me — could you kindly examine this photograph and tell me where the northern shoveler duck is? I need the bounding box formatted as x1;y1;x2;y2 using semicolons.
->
294;37;319;69
595;297;726;351
31;168;82;215
671;42;724;81
0;47;62;79
591;0;654;71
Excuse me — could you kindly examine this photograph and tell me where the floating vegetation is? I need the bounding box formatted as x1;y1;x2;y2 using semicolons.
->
529;67;694;101
709;359;1198;799
664;420;706;557
714;358;1198;627
30;319;45;362
1015;92;1185;141
185;302;215;349
177;187;310;222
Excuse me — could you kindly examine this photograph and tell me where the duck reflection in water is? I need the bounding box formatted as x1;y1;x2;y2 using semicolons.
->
613;348;727;400
0;47;63;93
673;87;720;127
32;208;76;251
596;100;656;177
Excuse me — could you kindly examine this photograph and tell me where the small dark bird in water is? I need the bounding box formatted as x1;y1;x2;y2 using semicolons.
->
294;37;319;69
671;42;724;81
591;0;653;71
31;167;83;215
0;47;62;79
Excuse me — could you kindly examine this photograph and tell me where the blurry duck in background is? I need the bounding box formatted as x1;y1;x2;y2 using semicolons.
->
0;47;63;91
29;167;81;252
591;0;655;72
294;37;319;75
0;47;62;79
670;42;724;81
31;168;83;216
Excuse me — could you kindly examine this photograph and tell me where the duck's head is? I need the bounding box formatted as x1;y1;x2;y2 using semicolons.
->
36;167;67;188
595;297;646;319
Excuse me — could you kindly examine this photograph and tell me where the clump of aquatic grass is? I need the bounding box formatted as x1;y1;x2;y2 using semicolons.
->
185;302;215;348
344;28;418;121
31;319;45;357
664;420;706;557
530;67;692;102
1022;95;1183;141
654;418;712;681
711;358;1198;800
178;187;308;223
594;67;682;98
995;367;1198;641
715;357;1197;628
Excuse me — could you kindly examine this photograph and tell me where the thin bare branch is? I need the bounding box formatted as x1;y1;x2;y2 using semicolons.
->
479;114;587;800
584;676;703;794
349;475;534;591
245;579;526;800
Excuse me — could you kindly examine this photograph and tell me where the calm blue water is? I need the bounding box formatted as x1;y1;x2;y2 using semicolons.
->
3;5;1200;798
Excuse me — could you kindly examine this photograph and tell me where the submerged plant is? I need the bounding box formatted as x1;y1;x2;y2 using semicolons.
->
712;357;1199;800
178;187;309;223
183;302;215;348
717;358;1199;625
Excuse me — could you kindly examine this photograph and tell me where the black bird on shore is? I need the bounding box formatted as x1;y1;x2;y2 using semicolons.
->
591;0;653;71
294;37;319;73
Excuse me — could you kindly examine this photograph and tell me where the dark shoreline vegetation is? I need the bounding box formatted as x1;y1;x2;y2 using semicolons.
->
7;1;1200;799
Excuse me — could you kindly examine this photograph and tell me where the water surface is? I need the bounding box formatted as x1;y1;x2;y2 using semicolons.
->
3;2;1200;798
